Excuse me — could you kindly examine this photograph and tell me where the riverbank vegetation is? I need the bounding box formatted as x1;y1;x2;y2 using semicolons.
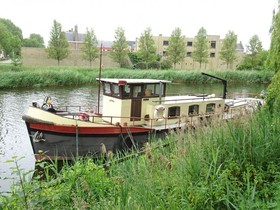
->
1;106;280;209
0;65;274;89
1;68;280;210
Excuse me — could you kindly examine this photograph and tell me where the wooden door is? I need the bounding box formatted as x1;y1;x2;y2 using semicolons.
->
130;85;142;121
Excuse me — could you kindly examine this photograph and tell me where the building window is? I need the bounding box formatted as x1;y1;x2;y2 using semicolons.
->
187;41;193;47
210;53;215;58
186;52;192;57
163;40;169;46
188;105;199;116
210;41;216;48
168;106;180;118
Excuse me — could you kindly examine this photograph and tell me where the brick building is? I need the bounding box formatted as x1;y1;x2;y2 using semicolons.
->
136;34;245;70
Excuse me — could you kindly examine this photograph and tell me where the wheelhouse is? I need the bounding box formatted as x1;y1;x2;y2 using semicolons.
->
99;78;170;99
97;78;171;125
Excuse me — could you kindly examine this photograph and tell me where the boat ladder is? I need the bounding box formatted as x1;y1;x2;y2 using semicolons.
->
125;126;138;150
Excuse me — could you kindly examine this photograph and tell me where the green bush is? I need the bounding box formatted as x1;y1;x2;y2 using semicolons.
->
265;70;280;115
160;59;172;70
120;58;131;68
128;52;143;64
135;62;146;69
148;61;160;69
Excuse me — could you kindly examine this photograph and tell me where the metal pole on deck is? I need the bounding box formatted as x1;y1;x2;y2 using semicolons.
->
75;119;79;157
97;43;103;114
159;81;163;104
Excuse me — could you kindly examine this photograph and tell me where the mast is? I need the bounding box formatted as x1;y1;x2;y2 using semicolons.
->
97;42;103;114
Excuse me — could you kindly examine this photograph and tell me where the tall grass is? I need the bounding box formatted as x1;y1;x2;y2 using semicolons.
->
0;65;274;89
1;108;280;209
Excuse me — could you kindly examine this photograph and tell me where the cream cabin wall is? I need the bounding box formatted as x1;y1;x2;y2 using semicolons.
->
102;96;123;124
145;98;225;126
102;96;142;125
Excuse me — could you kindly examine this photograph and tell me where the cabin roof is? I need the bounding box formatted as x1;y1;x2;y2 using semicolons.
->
97;78;171;84
163;95;223;104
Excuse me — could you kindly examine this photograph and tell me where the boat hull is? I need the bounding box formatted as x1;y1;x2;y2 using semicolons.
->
25;122;152;160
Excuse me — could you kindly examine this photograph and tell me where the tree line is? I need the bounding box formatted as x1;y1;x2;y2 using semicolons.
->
42;21;270;70
1;14;280;71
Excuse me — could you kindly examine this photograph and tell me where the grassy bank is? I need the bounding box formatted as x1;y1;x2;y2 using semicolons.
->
1;109;280;209
0;65;274;89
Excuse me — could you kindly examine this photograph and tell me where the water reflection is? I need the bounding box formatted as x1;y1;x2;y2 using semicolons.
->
0;83;267;193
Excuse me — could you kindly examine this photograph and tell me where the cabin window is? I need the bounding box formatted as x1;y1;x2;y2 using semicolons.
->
111;84;120;97
168;106;180;118
155;84;164;96
104;83;111;94
206;103;216;113
122;85;131;98
132;86;142;98
144;84;165;97
189;105;199;116
144;84;154;96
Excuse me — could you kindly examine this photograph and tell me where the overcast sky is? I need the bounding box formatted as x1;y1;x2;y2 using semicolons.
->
1;0;277;50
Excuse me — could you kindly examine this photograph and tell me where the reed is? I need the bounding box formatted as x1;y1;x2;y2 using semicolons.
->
1;109;280;209
0;66;274;89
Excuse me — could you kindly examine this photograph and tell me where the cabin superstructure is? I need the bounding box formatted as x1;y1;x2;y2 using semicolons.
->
98;78;226;128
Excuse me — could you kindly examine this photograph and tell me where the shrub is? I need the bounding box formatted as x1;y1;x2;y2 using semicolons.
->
135;62;147;69
148;61;160;69
160;59;172;70
120;58;131;68
128;52;143;65
265;70;280;115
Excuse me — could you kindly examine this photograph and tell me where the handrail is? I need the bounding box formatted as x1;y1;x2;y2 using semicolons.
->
65;111;227;130
56;105;98;113
55;103;250;130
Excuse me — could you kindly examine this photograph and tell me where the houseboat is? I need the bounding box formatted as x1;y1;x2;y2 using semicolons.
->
22;74;262;160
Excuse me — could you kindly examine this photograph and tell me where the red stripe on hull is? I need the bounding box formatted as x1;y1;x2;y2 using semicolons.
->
29;123;152;135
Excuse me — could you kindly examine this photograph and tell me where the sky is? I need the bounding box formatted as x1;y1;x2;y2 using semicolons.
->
1;0;278;50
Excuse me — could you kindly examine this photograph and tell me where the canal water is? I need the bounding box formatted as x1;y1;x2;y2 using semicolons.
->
0;82;266;193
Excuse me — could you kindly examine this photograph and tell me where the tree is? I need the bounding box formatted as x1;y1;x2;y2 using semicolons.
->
81;28;98;67
219;30;237;69
0;18;23;58
138;27;157;69
192;27;209;69
166;27;186;69
0;23;13;57
109;27;129;68
265;70;280;115
246;35;262;56
46;20;70;65
237;35;266;70
23;34;45;48
237;50;268;71
266;3;280;72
